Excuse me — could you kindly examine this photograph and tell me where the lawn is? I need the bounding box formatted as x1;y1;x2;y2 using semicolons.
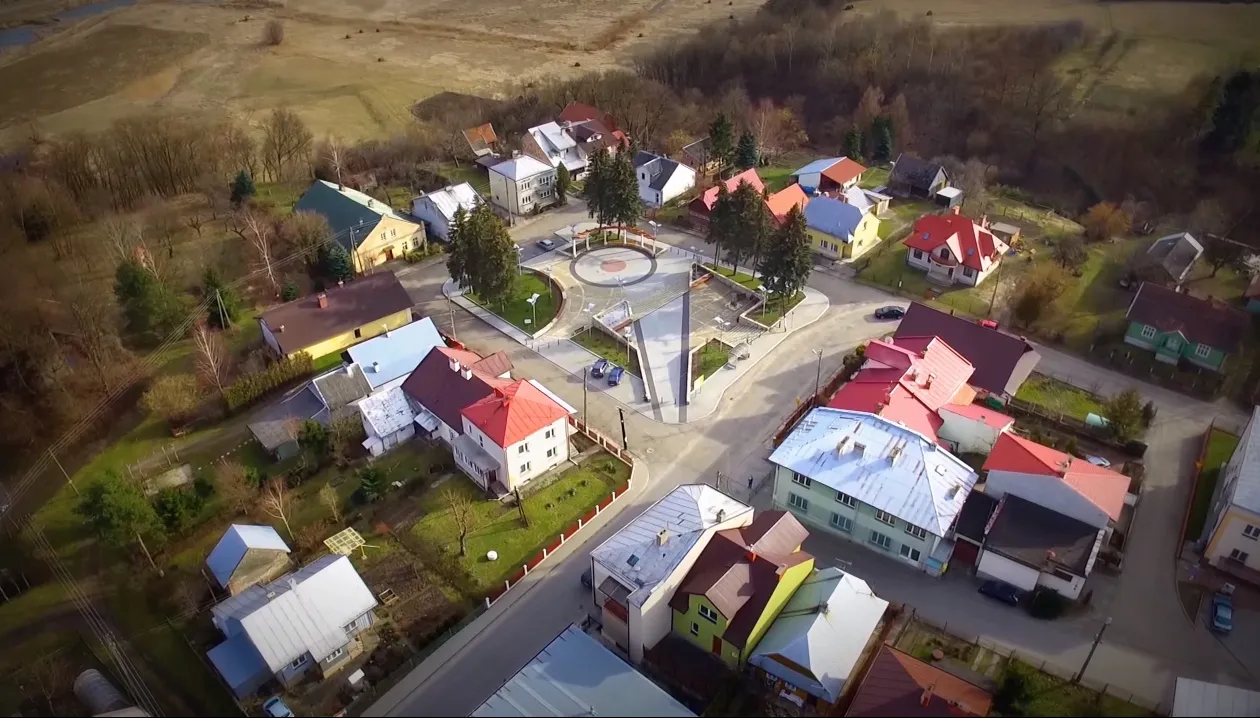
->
1015;374;1107;421
438;163;490;195
468;273;558;335
1187;428;1241;541
756;291;806;326
0;582;72;638
859;165;891;190
572;328;641;377
1001;658;1153;717
704;263;761;291
856;241;997;318
411;454;630;593
692;339;732;386
311;351;346;374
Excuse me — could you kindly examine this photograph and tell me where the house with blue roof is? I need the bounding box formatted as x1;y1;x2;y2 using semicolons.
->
293;180;425;273
802;196;882;261
768;407;978;576
345;317;446;392
205;524;292;595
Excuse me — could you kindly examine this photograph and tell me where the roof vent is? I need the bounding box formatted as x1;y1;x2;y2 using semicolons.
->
853;442;866;457
889;446;903;464
716;508;726;523
945;483;961;500
1058;458;1072;475
367;199;375;209
371;361;380;373
277;324;284;333
265;590;276;599
924;373;935;389
656;528;670;546
461;368;473;381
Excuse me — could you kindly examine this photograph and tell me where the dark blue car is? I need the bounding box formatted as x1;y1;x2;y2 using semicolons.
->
591;358;609;378
1211;592;1234;634
607;366;625;386
978;580;1021;607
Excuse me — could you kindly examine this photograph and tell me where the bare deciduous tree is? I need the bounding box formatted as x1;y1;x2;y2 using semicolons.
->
443;487;480;557
326;136;346;184
261;109;313;182
193;323;230;395
328;414;363;468
21;653;70;715
101;215;139;265
319;483;343;525
172;574;203;615
214;460;255;514
237;210;279;291
259;476;294;538
185;210;205;239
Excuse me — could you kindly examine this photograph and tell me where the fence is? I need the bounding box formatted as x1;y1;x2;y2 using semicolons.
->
770;348;867;447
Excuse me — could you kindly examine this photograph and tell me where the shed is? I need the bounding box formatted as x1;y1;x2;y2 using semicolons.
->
206;525;292;595
935;186;963;210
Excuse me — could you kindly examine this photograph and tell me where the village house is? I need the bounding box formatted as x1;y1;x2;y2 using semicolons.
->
293;180;425;272
902;208;1009;287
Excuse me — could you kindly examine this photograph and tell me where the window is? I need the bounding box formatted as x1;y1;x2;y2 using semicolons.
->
1245;524;1260;540
1140;324;1156;339
874;509;896;526
412;237;423;250
830;513;853;533
545;428;556;439
1230;548;1250;562
962;267;974;277
518;443;529;454
899;545;921;562
1166;337;1181;351
546;447;557;458
690;622;700;636
520;461;531;473
788;493;808;511
698;604;719;623
1195;343;1212;359
1051;568;1076;581
380;231;387;242
342;619;358;634
290;654;307;670
905;524;927;540
792;473;812;488
913;249;923;259
354;328;363;339
869;530;892;550
324;647;345;662
390;228;397;238
835;491;857;508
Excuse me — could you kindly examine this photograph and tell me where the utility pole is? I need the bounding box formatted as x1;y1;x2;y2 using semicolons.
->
618;408;628;451
988;253;1003;318
136;533;163;577
812;349;823;399
48;449;78;496
583;367;589;426
215;288;230;329
447;294;458;340
1073;616;1112;683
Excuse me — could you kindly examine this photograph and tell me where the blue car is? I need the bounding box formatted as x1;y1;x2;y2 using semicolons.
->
978;580;1021;607
1211;592;1234;634
607;366;625;386
591;358;609;378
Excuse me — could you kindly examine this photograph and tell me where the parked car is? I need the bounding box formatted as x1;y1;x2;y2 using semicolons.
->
581;567;593;589
607;366;625;386
978;580;1021;607
874;306;904;320
1085;455;1112;468
263;697;295;718
537;238;556;251
1210;592;1234;634
591;358;609;378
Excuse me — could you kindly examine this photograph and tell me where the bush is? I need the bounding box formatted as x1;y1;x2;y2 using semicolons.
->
1141;400;1157;427
223;352;315;411
281;279;299;302
263;19;284;46
152;487;205;534
1026;589;1066;620
994;670;1030;716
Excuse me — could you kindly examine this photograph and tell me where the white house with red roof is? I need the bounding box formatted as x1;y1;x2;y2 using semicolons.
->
456;379;575;493
688;168;764;229
981;433;1130;531
902;208;1009;287
827;337;1013;452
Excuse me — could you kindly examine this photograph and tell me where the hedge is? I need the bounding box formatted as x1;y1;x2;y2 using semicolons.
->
224;352;315;412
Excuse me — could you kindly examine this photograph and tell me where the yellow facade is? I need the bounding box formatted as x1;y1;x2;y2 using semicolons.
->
1205;505;1260;570
810;212;882;260
287;307;413;361
349;216;426;273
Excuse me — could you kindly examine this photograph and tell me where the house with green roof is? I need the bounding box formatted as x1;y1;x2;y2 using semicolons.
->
293;180;425;273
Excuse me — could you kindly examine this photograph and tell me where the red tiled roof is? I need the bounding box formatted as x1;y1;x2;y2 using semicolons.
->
558;101;621;132
902;212;1008;271
938;402;1014;429
766;184;809;223
460;379;571;448
892;303;1040;397
847;646;992;717
697;168;765;211
982;433;1129;521
820;157;866;187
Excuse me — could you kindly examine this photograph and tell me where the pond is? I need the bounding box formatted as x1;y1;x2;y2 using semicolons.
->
1;0;140;49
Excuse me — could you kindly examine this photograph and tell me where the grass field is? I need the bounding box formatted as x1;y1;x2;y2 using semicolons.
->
704;263;761;291
1016;373;1107;421
692;339;731;386
468;272;558;335
1187;427;1240;542
410;453;630;592
1001;658;1152;717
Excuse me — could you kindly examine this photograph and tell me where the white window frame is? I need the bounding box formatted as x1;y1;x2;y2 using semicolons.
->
836;491;857;508
830;513;852;533
546;447;557;458
324;647;345;662
874;509;896;526
899;545;921;562
1230;548;1250;562
698;604;719;623
869;530;892;550
1140;324;1156;339
1244;524;1260;540
905;524;927;540
390;228;397;238
520;461;531;473
792;473;812;488
290;654;307;670
690;622;700;636
518;443;529;454
788;493;808;511
1195;343;1212;359
545;428;556;439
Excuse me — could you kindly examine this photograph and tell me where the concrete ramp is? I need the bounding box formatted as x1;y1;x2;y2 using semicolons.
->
634;292;690;420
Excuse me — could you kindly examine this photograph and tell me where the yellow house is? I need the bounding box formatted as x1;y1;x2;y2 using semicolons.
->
669;511;815;668
1203;406;1260;583
293;180;426;273
803;195;882;261
259;271;414;361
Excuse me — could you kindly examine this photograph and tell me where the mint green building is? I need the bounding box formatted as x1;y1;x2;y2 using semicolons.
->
1123;282;1247;373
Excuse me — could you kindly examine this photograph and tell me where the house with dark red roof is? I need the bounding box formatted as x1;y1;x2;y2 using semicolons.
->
1123;281;1247;373
846;645;992;717
892;303;1040;398
827;337;1013;452
401;346;574;494
688;168;765;229
902;207;1009;287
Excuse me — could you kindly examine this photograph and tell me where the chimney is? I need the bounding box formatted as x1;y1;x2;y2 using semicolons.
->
924;373;935;389
656;528;670;545
277;324;285;333
745;548;758;563
338;280;344;288
371;361;380;373
338;183;345;191
344;364;354;377
716;508;726;523
950;205;961;216
450;359;461;373
367;199;375;209
853;442;866;458
921;684;936;707
317;292;329;309
889;445;903;464
979;213;989;229
836;436;850;456
461;368;473;381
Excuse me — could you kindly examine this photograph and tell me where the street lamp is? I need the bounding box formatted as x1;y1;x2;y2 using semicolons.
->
516;244;523;275
526;293;541;327
812;349;823;398
1073;617;1112;684
647;220;659;249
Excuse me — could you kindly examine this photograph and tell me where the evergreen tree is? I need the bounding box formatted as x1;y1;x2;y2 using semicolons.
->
555;164;571;206
114;260;186;344
759;205;812;301
724;180;771;276
585;148;615;228
844;126;864;161
77;470;166;551
230;171;255;207
872;117;894;163
202;267;241;328
609;150;642;238
709;113;735;173
280;279;299;302
446;207;473;288
468;203;519;307
321;241;354;282
735;131;759;170
707;183;736;267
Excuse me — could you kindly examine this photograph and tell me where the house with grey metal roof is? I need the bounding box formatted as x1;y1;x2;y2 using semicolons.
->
589;484;752;663
768;407;978;576
1204;406;1260;586
1142;231;1203;285
205;525;292;595
410;183;482;242
633;151;696;208
488;154;558;217
248;384;328;460
749;567;888;711
471;624;694;717
345;317;446;393
207;554;377;698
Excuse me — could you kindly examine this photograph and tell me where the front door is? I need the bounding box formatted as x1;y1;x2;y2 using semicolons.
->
711;636;722;655
385;247;395;261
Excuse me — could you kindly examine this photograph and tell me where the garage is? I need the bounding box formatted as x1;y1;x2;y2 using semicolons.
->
952;539;980;567
977;550;1039;591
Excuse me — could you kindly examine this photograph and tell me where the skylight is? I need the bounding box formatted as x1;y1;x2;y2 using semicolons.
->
627;554;640;567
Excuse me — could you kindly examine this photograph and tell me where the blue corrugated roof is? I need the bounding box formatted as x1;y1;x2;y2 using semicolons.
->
793;158;843;177
804;197;864;242
206;525;290;588
471;625;694;717
346;317;445;390
207;634;271;698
